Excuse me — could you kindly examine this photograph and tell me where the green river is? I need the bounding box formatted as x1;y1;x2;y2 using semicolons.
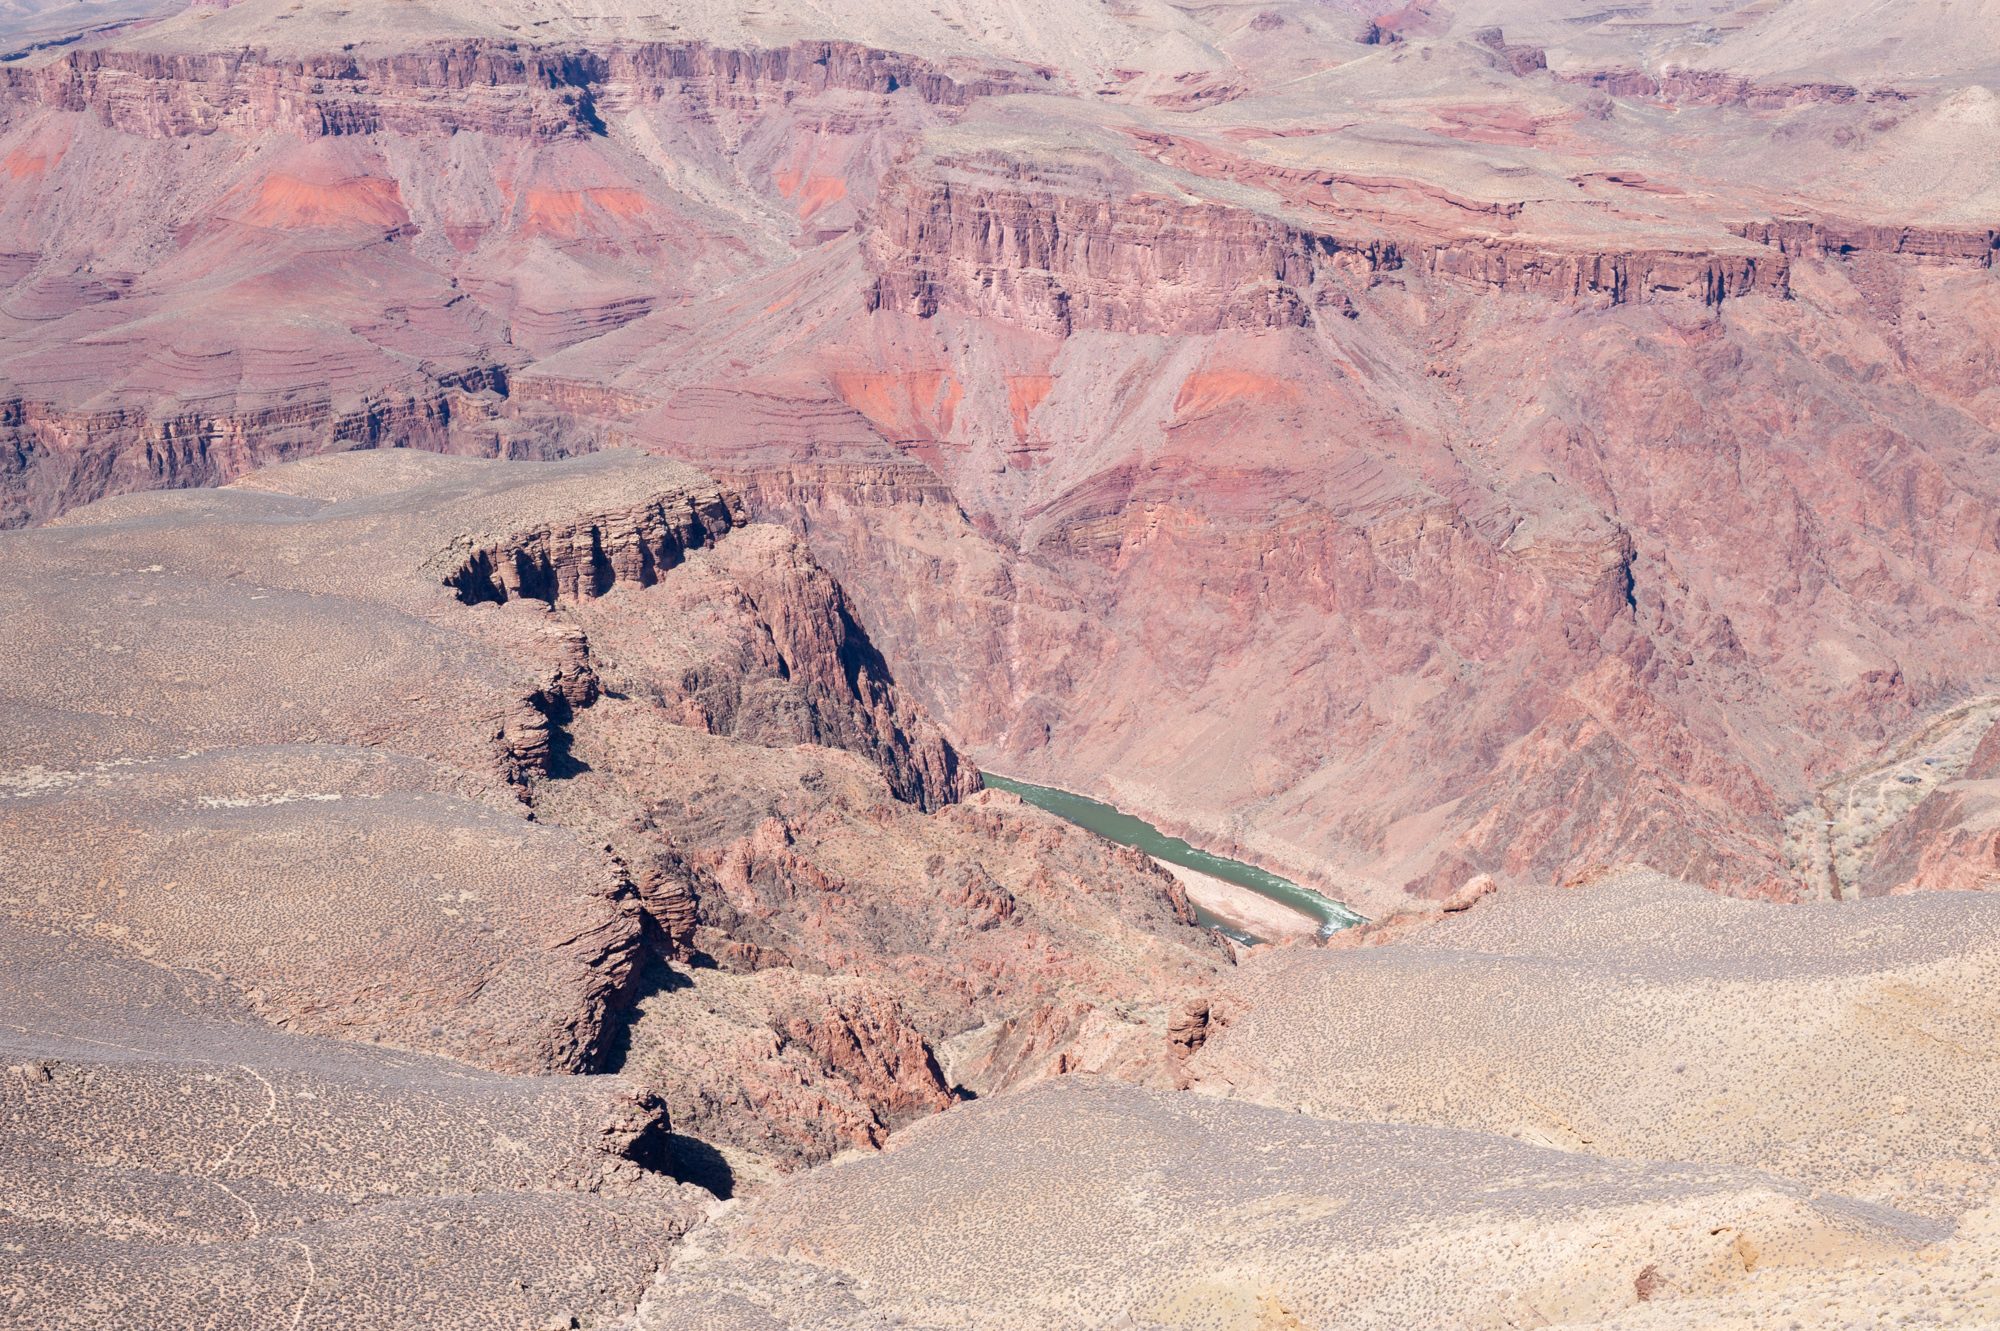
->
983;774;1363;944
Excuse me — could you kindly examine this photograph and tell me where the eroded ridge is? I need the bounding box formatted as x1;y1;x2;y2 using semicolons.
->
0;452;1229;1313
440;484;745;605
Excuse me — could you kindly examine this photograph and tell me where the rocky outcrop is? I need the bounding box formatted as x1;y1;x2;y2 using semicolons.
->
1864;788;2000;895
1861;722;2000;895
632;847;707;956
690;528;980;811
477;505;980;813
864;155;1787;331
1165;995;1218;1088
623;971;959;1166
439;483;744;605
1730;217;1998;267
1414;238;1782;305
1563;67;1913;109
498;690;564;787
0;39;1052;141
1321;873;1498;948
3;43;607;138
778;993;958;1128
600;40;1054;113
1357;0;1451;45
864;160;1330;333
0;365;524;530
1469;25;1547;77
712;459;965;513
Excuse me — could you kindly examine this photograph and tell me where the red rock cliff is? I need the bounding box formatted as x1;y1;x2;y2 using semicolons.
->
864;153;1787;333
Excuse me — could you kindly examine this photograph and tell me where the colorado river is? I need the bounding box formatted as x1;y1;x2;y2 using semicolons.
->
983;775;1363;944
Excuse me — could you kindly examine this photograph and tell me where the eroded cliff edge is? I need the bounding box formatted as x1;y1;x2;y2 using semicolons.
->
0;452;1228;1242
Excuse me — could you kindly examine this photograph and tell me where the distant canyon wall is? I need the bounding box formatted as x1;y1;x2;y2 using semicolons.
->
864;154;1790;336
0;38;1052;139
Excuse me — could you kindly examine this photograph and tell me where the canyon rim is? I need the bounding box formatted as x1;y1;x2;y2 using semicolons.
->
2;0;1999;1327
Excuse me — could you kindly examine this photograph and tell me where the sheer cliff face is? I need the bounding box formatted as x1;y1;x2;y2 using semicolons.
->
3;0;1999;914
863;151;1788;337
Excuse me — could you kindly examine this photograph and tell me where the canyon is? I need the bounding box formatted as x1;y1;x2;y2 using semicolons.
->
2;0;1998;1327
1;449;1234;1319
3;0;1997;915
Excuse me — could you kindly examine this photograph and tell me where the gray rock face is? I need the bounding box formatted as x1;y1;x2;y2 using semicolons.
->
0;921;708;1331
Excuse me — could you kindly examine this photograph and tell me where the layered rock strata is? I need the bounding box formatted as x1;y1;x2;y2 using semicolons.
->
0;366;522;530
1;450;1222;1186
2;0;1997;948
0;39;1050;140
1563;67;1913;110
1730;218;1998;266
865;156;1788;332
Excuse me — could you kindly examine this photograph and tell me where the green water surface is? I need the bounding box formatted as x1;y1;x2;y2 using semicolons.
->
984;774;1363;944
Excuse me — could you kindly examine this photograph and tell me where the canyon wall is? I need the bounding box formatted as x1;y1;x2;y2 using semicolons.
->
0;3;1996;917
0;39;1049;140
1729;218;1998;266
864;155;1789;336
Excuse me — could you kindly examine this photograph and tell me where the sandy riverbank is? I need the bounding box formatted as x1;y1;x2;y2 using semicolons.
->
1157;860;1321;941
